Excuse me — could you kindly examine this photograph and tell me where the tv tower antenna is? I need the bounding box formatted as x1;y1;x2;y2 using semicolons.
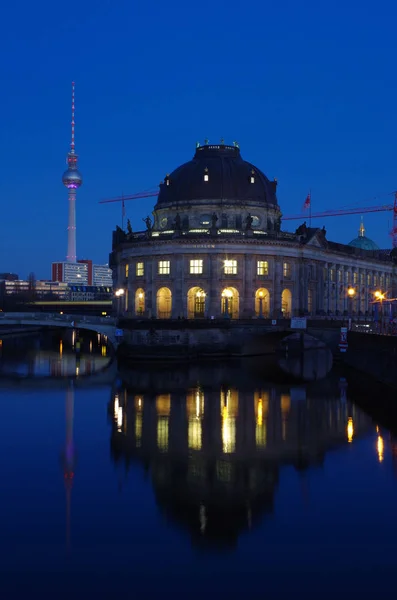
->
62;81;83;262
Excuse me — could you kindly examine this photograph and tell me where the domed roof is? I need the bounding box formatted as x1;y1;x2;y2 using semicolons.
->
156;142;278;206
348;219;379;251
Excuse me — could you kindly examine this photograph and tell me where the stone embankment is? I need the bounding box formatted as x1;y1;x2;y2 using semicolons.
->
342;331;397;389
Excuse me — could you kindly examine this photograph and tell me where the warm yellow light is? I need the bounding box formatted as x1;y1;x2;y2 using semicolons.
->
377;435;384;463
117;407;123;430
59;340;63;357
281;394;291;414
101;311;107;316
374;290;385;300
138;292;144;299
60;311;63;315
347;287;355;297
115;288;125;297
222;288;233;298
257;399;263;426
259;290;264;298
114;395;119;419
347;417;354;443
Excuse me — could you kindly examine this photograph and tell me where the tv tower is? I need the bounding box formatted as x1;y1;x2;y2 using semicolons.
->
62;82;83;262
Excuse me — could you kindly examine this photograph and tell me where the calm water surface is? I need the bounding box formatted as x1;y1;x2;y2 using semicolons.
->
1;332;397;598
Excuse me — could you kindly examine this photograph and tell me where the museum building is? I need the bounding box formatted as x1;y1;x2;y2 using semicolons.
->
110;141;395;319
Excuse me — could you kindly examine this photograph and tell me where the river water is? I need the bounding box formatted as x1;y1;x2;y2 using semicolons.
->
1;332;397;599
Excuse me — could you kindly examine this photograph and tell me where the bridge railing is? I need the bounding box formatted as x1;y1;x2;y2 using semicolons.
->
0;312;117;326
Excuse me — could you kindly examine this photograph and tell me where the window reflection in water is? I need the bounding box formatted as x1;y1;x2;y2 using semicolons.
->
377;435;384;463
156;394;171;452
220;388;238;454
187;388;204;450
281;393;290;441
135;396;143;447
255;391;268;448
347;417;354;443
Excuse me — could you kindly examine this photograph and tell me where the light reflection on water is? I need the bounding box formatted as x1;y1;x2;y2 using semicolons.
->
1;339;397;596
109;375;374;546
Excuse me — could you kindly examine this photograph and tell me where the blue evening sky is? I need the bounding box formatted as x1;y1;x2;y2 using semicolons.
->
1;0;396;279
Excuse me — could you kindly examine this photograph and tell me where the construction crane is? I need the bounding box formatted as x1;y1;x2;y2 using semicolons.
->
284;193;397;247
100;189;397;247
99;189;159;228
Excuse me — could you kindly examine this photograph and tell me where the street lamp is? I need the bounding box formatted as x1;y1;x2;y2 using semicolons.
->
374;290;386;333
115;288;125;315
347;287;355;316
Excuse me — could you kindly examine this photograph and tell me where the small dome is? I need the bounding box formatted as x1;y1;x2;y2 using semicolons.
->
156;142;278;207
348;236;380;251
348;218;379;251
62;168;83;189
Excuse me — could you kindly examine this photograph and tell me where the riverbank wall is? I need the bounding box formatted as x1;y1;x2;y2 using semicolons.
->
342;332;397;390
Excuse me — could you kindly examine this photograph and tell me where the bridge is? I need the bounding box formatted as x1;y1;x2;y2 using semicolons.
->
0;312;119;347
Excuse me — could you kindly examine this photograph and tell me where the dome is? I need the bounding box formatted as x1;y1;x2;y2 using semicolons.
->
62;168;83;189
156;143;278;207
348;219;379;251
348;236;380;251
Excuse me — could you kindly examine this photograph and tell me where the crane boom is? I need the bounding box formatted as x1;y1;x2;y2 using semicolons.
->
99;190;159;204
283;204;393;221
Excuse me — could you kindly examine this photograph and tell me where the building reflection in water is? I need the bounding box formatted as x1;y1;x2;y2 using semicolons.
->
61;382;76;552
108;369;374;547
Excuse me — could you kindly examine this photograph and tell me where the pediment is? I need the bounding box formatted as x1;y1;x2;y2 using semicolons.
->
305;230;327;249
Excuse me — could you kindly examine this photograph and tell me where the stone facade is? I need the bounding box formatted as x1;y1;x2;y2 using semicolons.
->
111;230;395;319
110;142;396;319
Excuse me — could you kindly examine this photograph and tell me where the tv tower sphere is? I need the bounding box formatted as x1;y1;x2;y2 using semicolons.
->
62;167;83;189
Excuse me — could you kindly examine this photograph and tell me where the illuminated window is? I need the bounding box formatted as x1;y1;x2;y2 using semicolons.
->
374;274;378;286
380;275;384;288
224;259;237;275
360;273;364;285
367;273;371;286
353;272;358;284
125;264;129;278
283;262;291;278
345;271;350;284
136;262;144;276
190;259;203;274
257;260;269;276
308;289;313;313
250;170;255;184
338;270;342;283
158;260;170;275
204;168;209;182
330;268;335;282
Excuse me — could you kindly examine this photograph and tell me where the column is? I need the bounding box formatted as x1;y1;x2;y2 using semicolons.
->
317;261;324;314
172;254;184;318
243;254;254;318
273;258;282;317
208;254;219;318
